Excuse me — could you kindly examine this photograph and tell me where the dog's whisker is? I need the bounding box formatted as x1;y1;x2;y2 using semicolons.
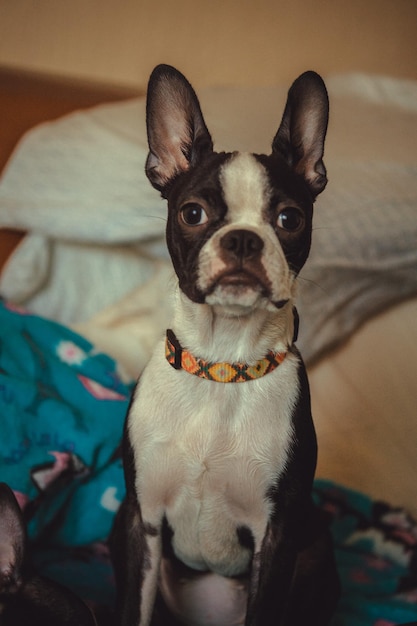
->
298;276;330;296
141;214;168;223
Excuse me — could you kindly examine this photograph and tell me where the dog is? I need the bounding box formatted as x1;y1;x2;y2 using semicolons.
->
111;64;340;626
0;482;96;626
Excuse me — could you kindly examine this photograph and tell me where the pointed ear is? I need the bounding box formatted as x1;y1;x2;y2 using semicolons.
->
145;64;213;194
0;483;26;594
272;71;329;198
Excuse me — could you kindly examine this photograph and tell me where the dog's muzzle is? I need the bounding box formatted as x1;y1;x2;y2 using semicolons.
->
208;228;272;298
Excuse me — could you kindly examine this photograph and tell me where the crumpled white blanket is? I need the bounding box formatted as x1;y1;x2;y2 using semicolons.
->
0;73;416;379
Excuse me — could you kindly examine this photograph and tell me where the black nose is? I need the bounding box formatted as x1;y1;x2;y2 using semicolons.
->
221;229;264;260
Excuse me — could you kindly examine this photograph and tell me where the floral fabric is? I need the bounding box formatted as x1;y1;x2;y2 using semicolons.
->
0;299;132;546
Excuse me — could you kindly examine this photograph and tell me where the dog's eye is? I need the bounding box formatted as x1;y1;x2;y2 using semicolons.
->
277;208;304;232
180;203;208;226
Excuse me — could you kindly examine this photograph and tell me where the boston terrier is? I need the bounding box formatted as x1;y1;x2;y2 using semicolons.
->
0;482;96;625
111;64;340;626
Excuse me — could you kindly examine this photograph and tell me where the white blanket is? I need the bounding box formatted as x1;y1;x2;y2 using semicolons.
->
1;74;416;379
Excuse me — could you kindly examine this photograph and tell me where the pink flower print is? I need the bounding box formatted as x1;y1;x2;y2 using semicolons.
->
365;555;391;571
4;302;29;314
396;587;417;602
31;451;73;490
56;340;87;365
322;501;339;517
392;527;417;547
78;375;127;400
31;452;88;491
49;450;72;472
12;490;30;510
351;568;372;584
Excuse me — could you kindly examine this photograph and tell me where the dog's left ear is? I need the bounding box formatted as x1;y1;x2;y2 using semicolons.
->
145;64;213;195
272;71;329;198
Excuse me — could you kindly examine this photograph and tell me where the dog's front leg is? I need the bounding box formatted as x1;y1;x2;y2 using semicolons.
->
245;521;297;626
112;492;162;626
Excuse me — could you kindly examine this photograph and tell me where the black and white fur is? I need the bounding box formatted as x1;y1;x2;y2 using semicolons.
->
0;482;96;626
112;64;340;626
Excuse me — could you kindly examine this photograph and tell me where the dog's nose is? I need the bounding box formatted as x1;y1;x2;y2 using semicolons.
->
221;229;264;260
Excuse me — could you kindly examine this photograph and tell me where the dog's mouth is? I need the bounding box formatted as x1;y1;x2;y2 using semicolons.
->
203;267;291;312
210;268;270;296
217;270;264;290
202;268;276;313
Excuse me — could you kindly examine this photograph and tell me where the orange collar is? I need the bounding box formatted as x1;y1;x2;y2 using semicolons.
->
165;329;287;383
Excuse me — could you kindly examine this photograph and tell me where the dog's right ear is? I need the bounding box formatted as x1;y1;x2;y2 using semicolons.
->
145;64;213;195
0;482;26;595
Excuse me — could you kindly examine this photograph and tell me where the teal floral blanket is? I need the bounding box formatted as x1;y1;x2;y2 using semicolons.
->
0;299;132;547
0;299;416;625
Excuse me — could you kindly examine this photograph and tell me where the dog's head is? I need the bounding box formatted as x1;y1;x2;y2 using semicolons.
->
145;65;328;316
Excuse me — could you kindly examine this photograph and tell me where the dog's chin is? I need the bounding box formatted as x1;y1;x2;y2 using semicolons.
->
204;278;273;317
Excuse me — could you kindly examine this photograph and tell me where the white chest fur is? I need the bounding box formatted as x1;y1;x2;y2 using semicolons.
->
128;340;299;578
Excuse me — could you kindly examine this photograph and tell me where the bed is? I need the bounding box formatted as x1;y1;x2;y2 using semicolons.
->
0;67;416;625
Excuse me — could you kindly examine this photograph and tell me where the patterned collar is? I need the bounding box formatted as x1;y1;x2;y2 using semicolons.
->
165;328;287;383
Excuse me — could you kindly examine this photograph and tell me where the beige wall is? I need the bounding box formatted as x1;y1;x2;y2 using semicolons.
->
0;0;416;89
